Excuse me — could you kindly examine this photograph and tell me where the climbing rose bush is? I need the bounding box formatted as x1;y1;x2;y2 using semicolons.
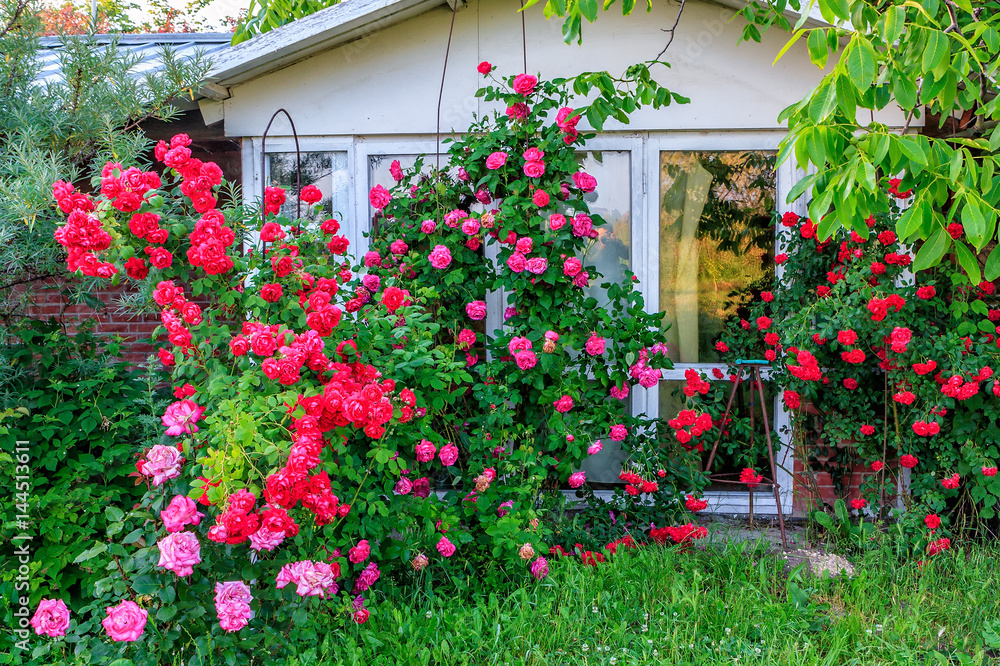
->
34;71;711;663
686;198;1000;554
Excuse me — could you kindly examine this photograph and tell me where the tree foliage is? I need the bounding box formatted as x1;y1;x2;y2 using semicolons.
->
0;0;212;324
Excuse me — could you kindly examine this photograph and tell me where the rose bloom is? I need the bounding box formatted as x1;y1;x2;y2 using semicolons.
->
525;161;546;179
162;399;205;436
530;556;549;580
525;257;547;274
553;395;574;413
609;424;627;441
466;301;487;320
300;184;322;204
860;424;876;436
439;443;459;466
30;599;70;637
549;213;567;231
515;349;537;370
567;471;586;488
102;600;148;642
141;444;183;486
428;244;452;269
984;466;999;477
506;251;527;273
437;536;457;557
161;494;204;533
587;440;602;455
414;439;437;463
485;152;508;170
156;531;202;577
563;256;582;276
260;283;283;303
369;184;391;209
925;513;941;530
477;60;492;74
349;539;371;563
512;73;538;95
572;171;597;192
900;454;919;468
532;189;550;206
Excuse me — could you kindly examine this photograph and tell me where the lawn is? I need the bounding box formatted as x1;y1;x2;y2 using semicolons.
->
291;539;1000;666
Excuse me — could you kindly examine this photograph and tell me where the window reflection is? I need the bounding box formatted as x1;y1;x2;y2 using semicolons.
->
577;151;631;307
658;151;776;364
266;152;350;221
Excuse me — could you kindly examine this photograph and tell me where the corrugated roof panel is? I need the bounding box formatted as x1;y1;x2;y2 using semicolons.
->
35;34;233;87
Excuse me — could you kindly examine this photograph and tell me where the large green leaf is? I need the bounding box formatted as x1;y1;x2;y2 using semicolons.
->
845;37;877;90
954;241;982;284
913;228;952;271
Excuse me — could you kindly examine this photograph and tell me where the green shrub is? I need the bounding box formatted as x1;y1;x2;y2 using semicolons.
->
0;319;167;654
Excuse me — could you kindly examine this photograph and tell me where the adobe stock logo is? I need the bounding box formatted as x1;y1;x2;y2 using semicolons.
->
10;440;33;651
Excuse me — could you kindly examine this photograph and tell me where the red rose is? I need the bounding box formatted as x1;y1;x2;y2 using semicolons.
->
381;287;406;313
260;283;283;303
300;184;322;205
124;257;148;280
477;61;492;75
144;246;173;269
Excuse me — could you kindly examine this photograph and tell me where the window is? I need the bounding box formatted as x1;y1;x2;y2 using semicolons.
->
265;151;350;221
657;151;776;365
577;150;632;308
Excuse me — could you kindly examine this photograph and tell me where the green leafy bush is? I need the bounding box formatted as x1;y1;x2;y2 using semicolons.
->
0;319;166;656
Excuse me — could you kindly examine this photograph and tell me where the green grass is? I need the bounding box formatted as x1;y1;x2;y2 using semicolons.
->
293;541;1000;666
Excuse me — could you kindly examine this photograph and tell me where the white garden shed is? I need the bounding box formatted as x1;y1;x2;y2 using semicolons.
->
197;0;912;515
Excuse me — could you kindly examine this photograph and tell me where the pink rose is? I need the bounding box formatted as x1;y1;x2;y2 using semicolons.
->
30;599;70;637
416;439;437;462
573;271;590;288
369;184;391;210
553;395;574;413
394;477;413;495
349;539;371;563
531;556;549;580
420;220;437;235
390;239;408;255
563;257;582;277
506;252;527;273
572;171;597;192
523;147;544;162
439;443;459;466
162;399;205;436
161;495;204;533
515;350;537;370
461;218;481;236
585;333;605;356
486;152;508;170
437;536;457;557
515;236;533;253
466;301;487;320
524;161;546;179
156;531;201;577
571;213;593;238
610;383;629;400
587;440;603;455
102;600;148;642
610;424;628;441
568;471;586;488
506;103;529;120
457;328;477;349
513;73;538;95
389;159;404;182
549;213;567;231
498;500;514;517
248;527;285;552
525;257;547;274
141;445;183;486
428;244;452;269
215;581;253;632
477;61;492;75
532;189;550;207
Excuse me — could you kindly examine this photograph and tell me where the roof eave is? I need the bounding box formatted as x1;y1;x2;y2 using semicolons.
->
207;0;454;88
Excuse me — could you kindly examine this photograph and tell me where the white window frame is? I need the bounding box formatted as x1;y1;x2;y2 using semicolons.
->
241;136;357;251
636;131;794;515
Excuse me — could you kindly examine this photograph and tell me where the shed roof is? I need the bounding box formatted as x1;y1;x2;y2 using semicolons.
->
35;33;233;88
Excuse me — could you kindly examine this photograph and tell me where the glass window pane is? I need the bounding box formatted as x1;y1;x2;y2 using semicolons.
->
266;151;350;221
578;391;630;484
658;151;776;363
658;378;773;483
577;150;631;306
